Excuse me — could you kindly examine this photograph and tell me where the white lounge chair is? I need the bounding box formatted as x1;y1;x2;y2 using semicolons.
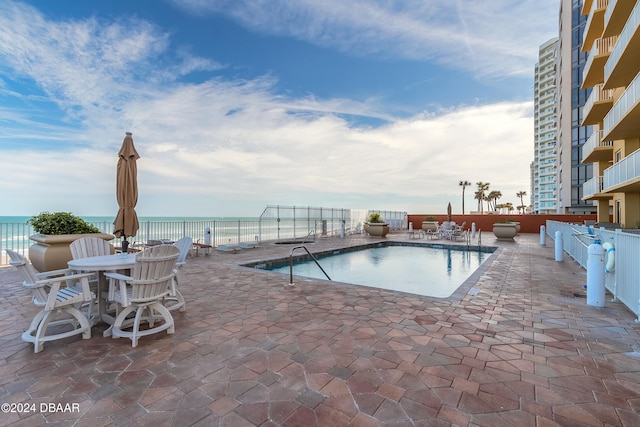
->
6;249;95;353
104;245;179;347
216;243;241;252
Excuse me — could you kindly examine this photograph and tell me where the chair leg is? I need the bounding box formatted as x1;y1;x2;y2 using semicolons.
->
22;306;92;353
152;302;175;335
165;277;186;312
66;306;92;340
132;306;145;348
176;290;186;312
25;309;47;340
112;301;175;347
33;311;55;353
164;290;186;312
112;305;137;340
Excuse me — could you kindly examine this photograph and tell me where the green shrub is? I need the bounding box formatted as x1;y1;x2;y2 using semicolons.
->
28;212;100;235
367;212;385;224
424;216;436;221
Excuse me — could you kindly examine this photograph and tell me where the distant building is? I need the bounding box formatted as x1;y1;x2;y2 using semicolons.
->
580;0;640;228
532;37;559;214
557;0;596;214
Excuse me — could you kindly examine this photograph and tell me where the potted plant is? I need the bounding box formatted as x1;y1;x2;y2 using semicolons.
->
504;219;521;233
422;216;438;232
492;220;517;240
365;212;389;238
28;212;114;271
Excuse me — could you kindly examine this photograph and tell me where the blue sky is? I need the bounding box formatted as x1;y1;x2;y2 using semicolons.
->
0;0;559;217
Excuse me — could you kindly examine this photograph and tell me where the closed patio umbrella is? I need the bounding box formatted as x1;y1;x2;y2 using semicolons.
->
113;132;140;251
447;202;452;223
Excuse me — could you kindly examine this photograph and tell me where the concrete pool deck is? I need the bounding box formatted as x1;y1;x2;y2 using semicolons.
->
1;231;640;426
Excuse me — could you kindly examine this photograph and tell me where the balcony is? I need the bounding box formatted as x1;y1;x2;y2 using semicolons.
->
583;176;608;200
582;84;614;125
582;0;594;16
583;0;610;52
582;36;618;88
582;130;614;163
604;0;637;38
603;147;640;193
603;0;640;89
540;151;556;161
603;70;640;141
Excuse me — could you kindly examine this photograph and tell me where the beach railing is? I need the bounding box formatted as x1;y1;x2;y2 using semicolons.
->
259;205;408;237
1;205;408;266
0;216;387;266
546;220;640;320
0;218;302;264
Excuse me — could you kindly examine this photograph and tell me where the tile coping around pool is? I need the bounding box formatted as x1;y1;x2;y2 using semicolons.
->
239;240;500;301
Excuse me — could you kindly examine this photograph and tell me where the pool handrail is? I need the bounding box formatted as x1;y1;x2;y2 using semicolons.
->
289;245;331;285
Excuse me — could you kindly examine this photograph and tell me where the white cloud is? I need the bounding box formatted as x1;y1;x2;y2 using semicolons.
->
173;0;559;78
0;1;536;216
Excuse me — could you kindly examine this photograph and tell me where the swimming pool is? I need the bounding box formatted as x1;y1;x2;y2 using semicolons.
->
252;243;494;298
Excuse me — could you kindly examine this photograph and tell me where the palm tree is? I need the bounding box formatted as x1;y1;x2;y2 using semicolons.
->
474;190;483;213
516;191;527;214
459;180;471;214
487;190;502;212
475;182;490;214
505;202;514;214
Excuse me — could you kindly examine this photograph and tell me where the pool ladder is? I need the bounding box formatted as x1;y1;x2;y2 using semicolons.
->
465;229;482;250
289;245;331;285
303;230;316;243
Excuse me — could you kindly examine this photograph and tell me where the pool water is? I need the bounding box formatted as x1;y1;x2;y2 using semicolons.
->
264;245;490;298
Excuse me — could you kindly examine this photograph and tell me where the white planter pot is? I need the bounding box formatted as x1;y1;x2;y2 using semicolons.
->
422;221;438;232
366;222;389;238
492;223;517;240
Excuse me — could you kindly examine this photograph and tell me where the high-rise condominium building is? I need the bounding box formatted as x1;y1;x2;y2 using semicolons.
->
533;38;559;214
557;0;596;214
580;0;640;227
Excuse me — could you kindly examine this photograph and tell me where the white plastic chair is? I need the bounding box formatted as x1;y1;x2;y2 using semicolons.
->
104;245;179;347
6;249;95;353
70;237;114;259
70;236;114;287
164;236;192;312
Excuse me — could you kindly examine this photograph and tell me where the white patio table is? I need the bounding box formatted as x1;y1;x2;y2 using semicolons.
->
68;253;137;336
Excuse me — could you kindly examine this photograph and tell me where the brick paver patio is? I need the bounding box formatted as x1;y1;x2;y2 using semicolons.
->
1;232;639;426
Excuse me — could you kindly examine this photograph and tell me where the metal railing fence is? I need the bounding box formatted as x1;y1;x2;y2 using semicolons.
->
259;205;407;238
546;220;640;320
1;205;408;266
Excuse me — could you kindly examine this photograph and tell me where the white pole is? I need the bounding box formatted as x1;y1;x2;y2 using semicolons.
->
204;226;211;246
471;222;476;238
540;225;546;245
554;230;563;262
587;240;605;307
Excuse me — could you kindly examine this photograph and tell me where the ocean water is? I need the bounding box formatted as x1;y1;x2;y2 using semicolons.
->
0;215;337;261
0;215;259;257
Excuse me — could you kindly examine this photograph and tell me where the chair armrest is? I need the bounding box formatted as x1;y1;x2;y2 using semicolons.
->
34;272;95;287
35;268;73;279
104;272;132;281
104;271;132;306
